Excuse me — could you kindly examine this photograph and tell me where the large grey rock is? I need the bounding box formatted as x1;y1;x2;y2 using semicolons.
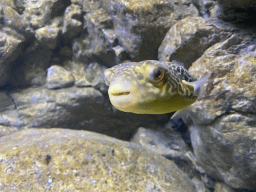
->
0;128;197;191
7;86;104;128
181;33;256;190
158;17;229;69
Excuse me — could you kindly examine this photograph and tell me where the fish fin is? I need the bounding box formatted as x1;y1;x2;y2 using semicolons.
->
172;60;185;67
182;73;210;97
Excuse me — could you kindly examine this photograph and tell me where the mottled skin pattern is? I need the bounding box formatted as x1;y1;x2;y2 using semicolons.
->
103;60;198;114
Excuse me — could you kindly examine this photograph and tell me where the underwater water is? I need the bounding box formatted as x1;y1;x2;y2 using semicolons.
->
0;0;256;191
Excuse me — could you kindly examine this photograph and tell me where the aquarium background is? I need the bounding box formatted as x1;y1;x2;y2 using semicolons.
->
0;0;256;191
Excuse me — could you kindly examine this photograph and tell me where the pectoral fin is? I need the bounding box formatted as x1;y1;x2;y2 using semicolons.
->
182;73;210;97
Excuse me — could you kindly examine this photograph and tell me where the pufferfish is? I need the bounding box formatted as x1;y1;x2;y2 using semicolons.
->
102;60;208;115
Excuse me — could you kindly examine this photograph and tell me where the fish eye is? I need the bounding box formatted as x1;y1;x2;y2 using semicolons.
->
149;66;165;83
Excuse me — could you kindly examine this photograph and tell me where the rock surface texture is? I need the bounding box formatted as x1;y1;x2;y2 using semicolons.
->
0;128;196;191
183;34;256;190
0;0;256;191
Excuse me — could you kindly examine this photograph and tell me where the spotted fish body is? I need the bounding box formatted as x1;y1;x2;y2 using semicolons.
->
103;60;205;114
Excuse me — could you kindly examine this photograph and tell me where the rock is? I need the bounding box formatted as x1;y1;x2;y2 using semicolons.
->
131;127;201;178
217;0;256;10
11;45;52;87
214;182;236;192
62;4;83;39
35;26;61;50
131;127;190;157
46;65;75;89
2;4;29;33
0;110;25;127
102;0;199;61
0;27;24;87
68;62;107;88
1;0;69;36
0;125;21;138
0;92;15;112
73;0;199;66
112;45;129;63
24;0;70;29
192;0;215;18
212;0;256;22
0;86;169;140
71;0;83;6
181;33;256;190
82;0;101;13
1;0;24;13
72;8;117;66
192;177;211;192
5;86;105;128
0;128;197;191
158;16;229;69
87;8;113;29
131;127;214;189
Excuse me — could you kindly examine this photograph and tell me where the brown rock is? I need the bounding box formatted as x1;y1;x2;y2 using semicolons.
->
181;33;256;190
158;17;229;69
0;128;196;191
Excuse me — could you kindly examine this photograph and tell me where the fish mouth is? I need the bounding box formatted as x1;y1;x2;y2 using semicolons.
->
109;90;133;110
110;91;130;96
